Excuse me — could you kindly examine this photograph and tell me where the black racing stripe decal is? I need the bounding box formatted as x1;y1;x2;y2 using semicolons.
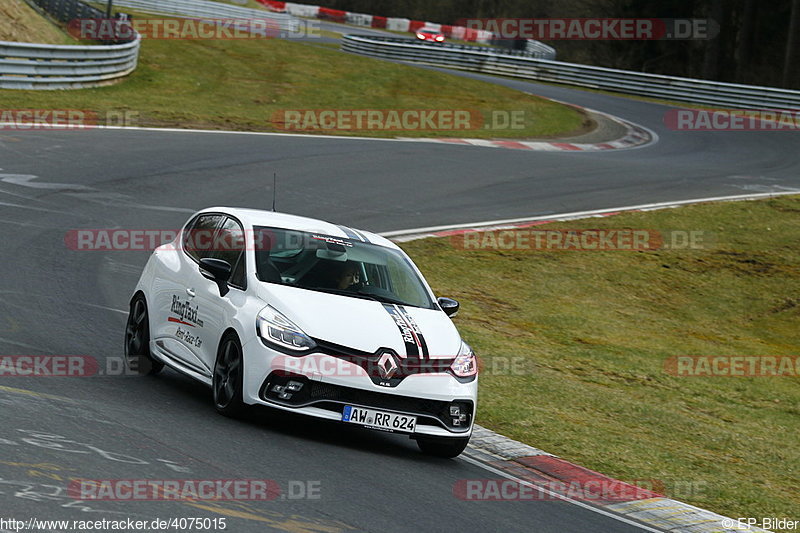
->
382;304;428;358
337;225;365;242
382;304;419;358
397;305;429;357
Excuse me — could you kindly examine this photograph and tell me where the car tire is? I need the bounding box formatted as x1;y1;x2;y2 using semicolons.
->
124;294;164;375
213;333;247;417
416;436;470;458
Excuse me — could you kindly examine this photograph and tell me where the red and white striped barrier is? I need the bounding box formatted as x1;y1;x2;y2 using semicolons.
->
386;17;410;32
258;0;286;12
255;0;493;42
345;12;371;26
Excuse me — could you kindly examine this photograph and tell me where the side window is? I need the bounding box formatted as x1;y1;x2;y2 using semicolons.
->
214;217;246;289
183;214;224;262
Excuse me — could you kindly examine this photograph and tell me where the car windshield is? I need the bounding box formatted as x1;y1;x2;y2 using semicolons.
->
253;226;435;309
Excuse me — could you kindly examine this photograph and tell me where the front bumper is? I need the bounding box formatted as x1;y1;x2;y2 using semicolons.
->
242;338;478;438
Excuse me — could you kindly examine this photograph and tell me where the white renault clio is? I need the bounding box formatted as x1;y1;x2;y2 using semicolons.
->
125;208;478;457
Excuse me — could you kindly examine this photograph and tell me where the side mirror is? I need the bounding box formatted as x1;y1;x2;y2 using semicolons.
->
200;258;231;297
438;297;460;317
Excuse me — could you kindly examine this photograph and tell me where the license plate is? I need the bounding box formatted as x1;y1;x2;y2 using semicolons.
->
342;405;416;433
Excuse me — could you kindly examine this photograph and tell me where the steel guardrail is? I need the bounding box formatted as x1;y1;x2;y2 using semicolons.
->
342;34;800;110
1;0;140;89
0;38;140;89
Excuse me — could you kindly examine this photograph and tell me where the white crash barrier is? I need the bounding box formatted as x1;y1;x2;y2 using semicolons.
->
386;17;410;32
284;2;319;17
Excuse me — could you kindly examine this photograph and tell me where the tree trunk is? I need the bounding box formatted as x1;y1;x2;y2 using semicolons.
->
702;0;725;80
735;0;757;83
783;0;800;88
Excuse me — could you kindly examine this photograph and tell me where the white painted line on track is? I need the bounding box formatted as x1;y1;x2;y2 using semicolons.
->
0;218;50;228
381;190;800;239
0;122;424;142
82;303;129;315
0;174;92;191
0;200;75;215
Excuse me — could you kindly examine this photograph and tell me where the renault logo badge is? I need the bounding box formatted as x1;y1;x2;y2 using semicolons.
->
377;352;399;379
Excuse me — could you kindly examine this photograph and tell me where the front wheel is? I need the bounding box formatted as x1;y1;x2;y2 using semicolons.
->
124;294;164;375
416;436;470;458
213;333;246;417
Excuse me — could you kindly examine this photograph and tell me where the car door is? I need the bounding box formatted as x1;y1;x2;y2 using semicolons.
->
184;215;248;373
152;213;224;378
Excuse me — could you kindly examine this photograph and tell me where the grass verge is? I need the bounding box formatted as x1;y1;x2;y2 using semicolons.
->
400;195;800;529
0;12;586;139
0;0;78;44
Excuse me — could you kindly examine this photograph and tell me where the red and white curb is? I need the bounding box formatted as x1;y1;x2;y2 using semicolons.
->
381;191;800;532
398;108;655;152
463;426;768;532
383;191;800;242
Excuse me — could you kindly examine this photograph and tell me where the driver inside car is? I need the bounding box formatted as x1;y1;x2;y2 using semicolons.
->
335;261;362;290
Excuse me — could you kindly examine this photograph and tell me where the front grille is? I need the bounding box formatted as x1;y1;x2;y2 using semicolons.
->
311;339;464;387
310;382;446;415
260;373;472;432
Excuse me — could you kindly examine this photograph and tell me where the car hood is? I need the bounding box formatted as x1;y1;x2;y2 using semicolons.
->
256;283;461;358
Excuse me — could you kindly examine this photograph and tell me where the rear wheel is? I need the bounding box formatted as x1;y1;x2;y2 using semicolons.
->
124;294;163;375
416;436;470;458
213;333;246;417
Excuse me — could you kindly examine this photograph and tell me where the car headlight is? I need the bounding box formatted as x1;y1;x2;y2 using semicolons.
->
450;340;477;378
256;305;316;353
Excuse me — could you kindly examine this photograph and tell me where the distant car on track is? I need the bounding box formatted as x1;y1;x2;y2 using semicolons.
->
125;208;477;457
416;27;445;43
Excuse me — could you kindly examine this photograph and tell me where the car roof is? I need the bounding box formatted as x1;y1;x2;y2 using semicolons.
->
195;207;400;250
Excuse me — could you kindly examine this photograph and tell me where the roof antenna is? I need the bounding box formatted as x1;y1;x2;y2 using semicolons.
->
272;172;277;212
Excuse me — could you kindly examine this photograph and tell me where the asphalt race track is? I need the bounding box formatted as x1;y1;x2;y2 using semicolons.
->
0;52;798;533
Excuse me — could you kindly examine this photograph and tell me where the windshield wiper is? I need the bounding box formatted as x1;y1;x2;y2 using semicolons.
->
308;287;377;301
308;287;409;306
355;290;408;306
